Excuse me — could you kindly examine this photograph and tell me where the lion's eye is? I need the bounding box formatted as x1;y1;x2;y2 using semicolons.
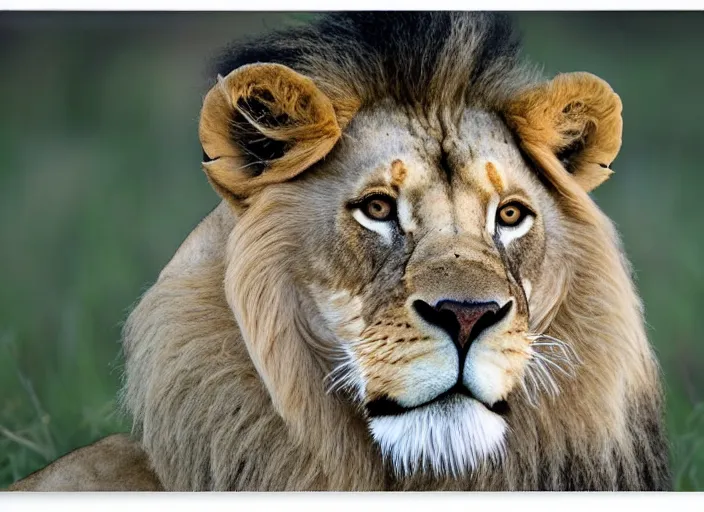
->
361;195;395;222
497;202;529;227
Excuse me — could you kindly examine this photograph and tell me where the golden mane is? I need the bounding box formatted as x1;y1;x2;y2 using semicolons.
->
120;183;669;489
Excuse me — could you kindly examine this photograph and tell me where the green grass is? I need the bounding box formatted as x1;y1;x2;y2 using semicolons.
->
1;12;703;490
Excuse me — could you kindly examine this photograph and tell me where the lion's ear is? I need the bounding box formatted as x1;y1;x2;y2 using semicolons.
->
505;72;623;192
199;63;342;206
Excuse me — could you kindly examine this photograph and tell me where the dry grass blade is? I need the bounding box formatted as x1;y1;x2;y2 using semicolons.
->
0;425;52;461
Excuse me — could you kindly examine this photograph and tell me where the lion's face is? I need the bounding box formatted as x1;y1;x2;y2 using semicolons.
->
200;63;623;478
285;104;559;474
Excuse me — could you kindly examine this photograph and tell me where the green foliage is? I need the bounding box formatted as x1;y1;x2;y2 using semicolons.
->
0;12;702;490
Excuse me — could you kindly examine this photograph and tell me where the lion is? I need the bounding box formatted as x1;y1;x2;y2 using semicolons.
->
8;12;670;491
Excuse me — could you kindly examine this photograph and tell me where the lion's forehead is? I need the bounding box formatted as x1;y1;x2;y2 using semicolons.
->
339;106;540;228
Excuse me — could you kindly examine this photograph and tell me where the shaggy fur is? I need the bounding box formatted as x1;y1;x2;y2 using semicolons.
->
215;12;530;115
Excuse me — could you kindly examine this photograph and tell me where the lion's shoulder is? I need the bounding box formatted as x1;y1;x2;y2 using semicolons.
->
7;434;162;492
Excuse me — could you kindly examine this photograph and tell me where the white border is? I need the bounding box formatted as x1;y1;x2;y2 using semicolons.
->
1;6;700;510
3;492;704;512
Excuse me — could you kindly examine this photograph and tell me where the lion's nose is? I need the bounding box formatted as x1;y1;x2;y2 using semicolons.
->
413;299;511;351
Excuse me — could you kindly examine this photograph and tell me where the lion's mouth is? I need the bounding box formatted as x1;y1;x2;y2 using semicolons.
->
365;385;509;418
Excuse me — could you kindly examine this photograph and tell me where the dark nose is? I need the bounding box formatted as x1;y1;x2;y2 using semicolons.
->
412;299;511;351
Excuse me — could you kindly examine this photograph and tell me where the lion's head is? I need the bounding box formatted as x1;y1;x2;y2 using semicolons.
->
122;13;670;490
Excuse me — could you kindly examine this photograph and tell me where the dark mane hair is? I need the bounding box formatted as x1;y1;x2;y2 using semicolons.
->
214;12;537;113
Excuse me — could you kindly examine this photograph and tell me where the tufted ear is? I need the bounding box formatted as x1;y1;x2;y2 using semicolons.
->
505;72;623;193
199;63;343;207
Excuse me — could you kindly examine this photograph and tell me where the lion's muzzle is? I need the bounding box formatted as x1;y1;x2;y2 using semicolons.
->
365;299;514;416
412;299;511;352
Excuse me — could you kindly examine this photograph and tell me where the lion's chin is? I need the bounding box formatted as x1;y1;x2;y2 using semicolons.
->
368;394;507;477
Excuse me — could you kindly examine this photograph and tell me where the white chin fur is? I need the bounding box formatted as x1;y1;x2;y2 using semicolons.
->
368;395;507;477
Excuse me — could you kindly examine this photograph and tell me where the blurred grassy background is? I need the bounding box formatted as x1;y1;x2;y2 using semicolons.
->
0;12;702;490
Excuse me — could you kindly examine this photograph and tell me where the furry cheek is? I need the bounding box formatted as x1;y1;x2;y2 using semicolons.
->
462;334;531;406
355;340;459;408
309;286;367;341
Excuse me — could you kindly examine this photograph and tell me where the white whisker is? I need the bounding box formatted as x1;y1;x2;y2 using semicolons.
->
530;333;583;365
323;347;366;400
519;377;537;408
534;358;560;396
532;352;575;378
525;358;556;400
524;366;542;397
530;347;573;367
517;331;584;407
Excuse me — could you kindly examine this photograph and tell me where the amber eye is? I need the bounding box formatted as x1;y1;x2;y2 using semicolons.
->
361;195;395;221
497;202;528;227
